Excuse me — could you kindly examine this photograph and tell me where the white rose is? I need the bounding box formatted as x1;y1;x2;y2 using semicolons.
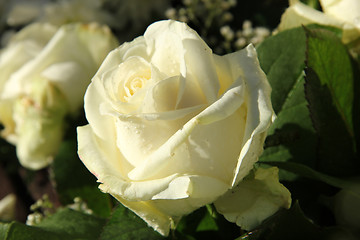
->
6;0;112;28
0;22;118;170
77;20;288;236
278;0;360;44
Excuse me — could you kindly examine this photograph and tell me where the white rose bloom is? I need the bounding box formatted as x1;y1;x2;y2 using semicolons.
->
78;20;289;236
40;0;114;28
6;0;114;28
0;22;118;170
278;0;360;44
6;0;47;26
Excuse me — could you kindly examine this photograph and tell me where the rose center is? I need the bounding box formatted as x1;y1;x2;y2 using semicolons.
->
124;76;148;101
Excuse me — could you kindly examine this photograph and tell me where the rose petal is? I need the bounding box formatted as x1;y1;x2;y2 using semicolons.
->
144;20;187;77
79;125;181;200
225;45;275;186
0;23;56;96
183;38;219;103
106;175;230;236
127;77;246;181
214;167;291;231
77;125;130;178
112;106;201;168
145;20;219;103
2;23;117;113
278;1;344;32
320;0;360;29
41;61;89;111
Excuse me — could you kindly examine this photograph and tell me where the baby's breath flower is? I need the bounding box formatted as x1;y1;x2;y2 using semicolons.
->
220;25;234;41
67;197;93;215
26;212;44;226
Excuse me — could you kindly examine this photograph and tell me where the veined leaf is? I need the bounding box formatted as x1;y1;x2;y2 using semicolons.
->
305;27;359;176
0;208;106;240
257;27;317;180
261;161;358;190
99;204;164;240
305;27;354;136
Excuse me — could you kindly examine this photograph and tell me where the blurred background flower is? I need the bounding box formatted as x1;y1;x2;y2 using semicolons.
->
0;194;16;221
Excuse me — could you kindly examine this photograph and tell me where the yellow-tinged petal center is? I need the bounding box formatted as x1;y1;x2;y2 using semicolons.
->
124;75;148;101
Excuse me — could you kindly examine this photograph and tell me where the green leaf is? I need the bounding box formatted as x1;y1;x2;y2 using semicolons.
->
305;27;359;176
305;27;355;136
196;205;218;232
0;223;10;240
37;208;106;239
175;205;240;240
235;201;353;240
176;206;217;234
259;202;331;240
52;140;111;217
3;222;58;240
0;208;106;240
257;27;307;114
256;27;317;180
99;204;164;240
60;185;111;218
261;161;357;190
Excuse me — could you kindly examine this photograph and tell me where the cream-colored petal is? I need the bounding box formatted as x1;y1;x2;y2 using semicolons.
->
112;106;200;168
102;56;151;104
15;113;64;170
41;61;89;111
144;20;188;77
2;23;117;113
77;125;131;180
127;80;246;181
106;175;230;237
7;22;57;45
80;125;192;202
0;23;56;94
0;41;40;92
102;101;203;122
99;175;179;201
213;54;234;97
214;167;291;231
225;45;275;186
145;20;219;103
141;76;182;113
182;38;219;103
79;126;191;201
13;82;68;170
152;175;229;200
7;2;42;26
320;0;360;29
114;197;172;236
320;0;360;43
175;74;208;109
278;1;344;32
120;37;150;62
